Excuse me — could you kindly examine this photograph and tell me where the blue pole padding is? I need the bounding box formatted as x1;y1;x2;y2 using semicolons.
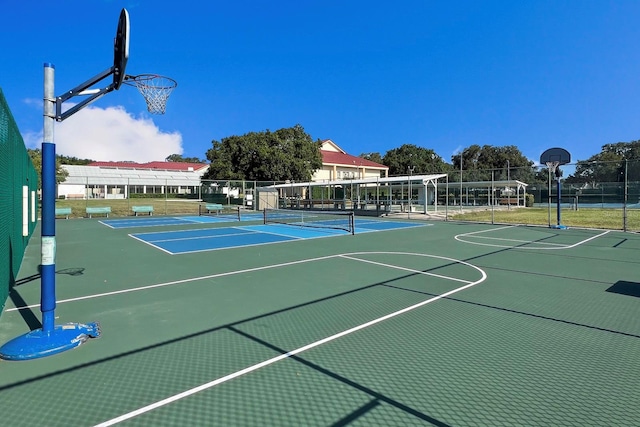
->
41;142;56;237
556;178;561;226
41;141;57;332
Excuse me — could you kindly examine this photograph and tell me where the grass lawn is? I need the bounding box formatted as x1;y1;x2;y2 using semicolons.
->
52;198;241;218
450;207;640;232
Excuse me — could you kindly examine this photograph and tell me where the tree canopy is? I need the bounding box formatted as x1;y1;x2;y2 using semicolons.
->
58;154;94;165
452;144;536;183
165;154;206;163
358;152;383;164
27;148;69;188
567;140;640;185
382;144;449;175
202;124;323;181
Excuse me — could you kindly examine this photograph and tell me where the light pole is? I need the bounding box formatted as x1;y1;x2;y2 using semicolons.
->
459;149;464;212
408;165;415;218
507;159;510;210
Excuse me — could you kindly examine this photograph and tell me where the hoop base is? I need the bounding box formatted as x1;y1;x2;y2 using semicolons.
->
0;322;100;361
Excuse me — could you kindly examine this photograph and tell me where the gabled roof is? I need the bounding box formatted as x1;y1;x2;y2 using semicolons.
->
321;151;387;169
88;161;209;172
320;139;346;154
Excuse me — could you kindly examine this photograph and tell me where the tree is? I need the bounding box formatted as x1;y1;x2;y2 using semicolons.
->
58;154;94;165
27;148;69;188
202;124;323;181
382;144;449;176
359;152;383;164
452;144;536;183
165;154;206;163
566;140;640;186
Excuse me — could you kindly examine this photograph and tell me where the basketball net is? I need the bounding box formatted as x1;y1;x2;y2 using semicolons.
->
124;74;177;114
546;161;560;179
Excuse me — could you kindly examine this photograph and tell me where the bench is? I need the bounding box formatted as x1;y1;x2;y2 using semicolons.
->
86;206;111;218
499;198;519;205
132;205;154;216
55;207;72;219
205;203;224;214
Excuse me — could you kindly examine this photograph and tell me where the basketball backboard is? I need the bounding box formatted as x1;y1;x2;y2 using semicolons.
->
540;147;571;165
113;8;130;90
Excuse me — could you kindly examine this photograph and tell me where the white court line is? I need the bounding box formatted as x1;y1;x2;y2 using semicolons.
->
145;229;256;244
238;225;309;239
9;251;442;311
158;236;303;255
455;226;611;250
128;234;174;255
131;225;232;237
101;217;200;229
339;254;472;284
464;236;569;247
92;252;486;426
6;255;338;312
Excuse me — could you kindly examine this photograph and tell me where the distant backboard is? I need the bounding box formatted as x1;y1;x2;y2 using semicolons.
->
113;8;130;90
540;147;571;165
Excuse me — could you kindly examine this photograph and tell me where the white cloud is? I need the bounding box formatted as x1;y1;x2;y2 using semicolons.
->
23;105;183;162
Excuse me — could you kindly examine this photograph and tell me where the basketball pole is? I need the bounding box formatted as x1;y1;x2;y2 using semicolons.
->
0;64;101;360
0;8;173;360
556;170;562;227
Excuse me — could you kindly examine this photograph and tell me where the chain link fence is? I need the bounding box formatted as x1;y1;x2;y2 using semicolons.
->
443;160;640;232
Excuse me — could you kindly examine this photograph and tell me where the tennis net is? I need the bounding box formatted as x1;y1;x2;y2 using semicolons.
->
198;204;241;221
263;208;355;235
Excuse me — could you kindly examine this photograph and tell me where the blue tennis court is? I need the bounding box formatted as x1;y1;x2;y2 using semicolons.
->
130;218;428;254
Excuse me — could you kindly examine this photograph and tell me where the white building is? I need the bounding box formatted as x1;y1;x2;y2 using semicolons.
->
315;139;388;181
59;161;209;199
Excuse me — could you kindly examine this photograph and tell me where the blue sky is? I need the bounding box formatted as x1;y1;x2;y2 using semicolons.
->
2;0;639;166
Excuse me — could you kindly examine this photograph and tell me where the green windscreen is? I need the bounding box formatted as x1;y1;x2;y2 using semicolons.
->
0;88;39;313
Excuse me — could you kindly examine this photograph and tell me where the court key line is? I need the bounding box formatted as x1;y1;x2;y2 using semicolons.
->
464;236;569;246
455;226;610;249
92;252;487;426
7;251;480;313
339;254;473;284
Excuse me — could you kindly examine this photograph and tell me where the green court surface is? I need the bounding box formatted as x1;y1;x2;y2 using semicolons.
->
1;217;639;426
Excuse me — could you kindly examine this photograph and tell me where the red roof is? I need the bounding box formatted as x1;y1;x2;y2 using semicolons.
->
88;161;208;171
321;151;387;169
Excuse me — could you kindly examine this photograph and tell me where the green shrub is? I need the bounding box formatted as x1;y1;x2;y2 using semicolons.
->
525;193;534;207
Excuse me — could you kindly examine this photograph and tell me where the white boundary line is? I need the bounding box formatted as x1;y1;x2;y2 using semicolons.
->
339;254;473;284
128;233;174;255
148;229;256;244
92;251;486;426
454;226;611;249
464;236;569;247
6;255;337;312
101;216;203;229
10;250;475;312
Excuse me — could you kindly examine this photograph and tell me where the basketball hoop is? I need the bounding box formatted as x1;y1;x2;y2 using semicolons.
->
546;161;560;176
124;74;177;114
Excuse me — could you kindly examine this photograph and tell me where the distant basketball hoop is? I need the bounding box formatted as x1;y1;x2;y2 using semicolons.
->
540;147;571;229
540;147;570;179
124;74;177;114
